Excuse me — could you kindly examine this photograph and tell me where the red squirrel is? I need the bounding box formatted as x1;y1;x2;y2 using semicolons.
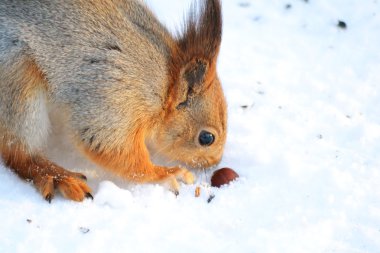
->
0;0;226;202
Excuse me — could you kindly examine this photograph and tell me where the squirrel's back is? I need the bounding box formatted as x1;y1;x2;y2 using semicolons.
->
0;0;176;149
0;0;172;105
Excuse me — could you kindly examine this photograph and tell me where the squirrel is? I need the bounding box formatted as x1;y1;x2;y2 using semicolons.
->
0;0;227;202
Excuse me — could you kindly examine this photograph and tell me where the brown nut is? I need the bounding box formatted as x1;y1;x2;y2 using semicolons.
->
211;168;239;188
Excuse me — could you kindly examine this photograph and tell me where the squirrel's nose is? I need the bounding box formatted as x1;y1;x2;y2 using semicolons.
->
198;130;215;146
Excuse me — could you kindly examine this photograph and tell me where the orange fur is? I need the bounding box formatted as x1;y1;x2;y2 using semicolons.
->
6;57;48;101
80;122;192;192
1;139;91;202
20;58;48;94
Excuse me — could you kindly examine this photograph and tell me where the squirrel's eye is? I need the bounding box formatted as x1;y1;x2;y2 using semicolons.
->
198;130;215;146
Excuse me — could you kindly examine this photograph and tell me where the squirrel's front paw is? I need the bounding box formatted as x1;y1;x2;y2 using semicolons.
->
127;164;195;195
164;167;195;195
174;167;195;184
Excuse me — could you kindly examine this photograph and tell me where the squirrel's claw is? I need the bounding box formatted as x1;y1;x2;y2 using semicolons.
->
45;193;53;203
165;168;196;195
85;192;94;200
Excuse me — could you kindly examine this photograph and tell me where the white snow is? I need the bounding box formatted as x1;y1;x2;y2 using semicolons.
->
1;0;380;252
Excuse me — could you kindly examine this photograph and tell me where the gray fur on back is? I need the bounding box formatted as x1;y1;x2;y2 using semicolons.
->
0;0;174;149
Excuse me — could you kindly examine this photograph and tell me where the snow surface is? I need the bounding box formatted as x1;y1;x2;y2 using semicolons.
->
1;0;380;252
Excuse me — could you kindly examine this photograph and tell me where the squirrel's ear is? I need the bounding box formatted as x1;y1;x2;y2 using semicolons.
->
171;0;222;109
175;58;208;109
178;0;222;64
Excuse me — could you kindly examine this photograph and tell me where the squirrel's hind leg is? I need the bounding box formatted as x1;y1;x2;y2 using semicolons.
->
1;142;92;202
0;54;92;202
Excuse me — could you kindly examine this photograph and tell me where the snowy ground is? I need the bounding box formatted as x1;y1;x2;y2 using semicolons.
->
1;0;380;252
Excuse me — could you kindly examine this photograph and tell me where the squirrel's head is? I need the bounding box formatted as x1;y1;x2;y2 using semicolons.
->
150;0;227;170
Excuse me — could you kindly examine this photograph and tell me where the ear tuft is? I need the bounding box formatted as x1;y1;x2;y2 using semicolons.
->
178;0;222;62
165;0;222;112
